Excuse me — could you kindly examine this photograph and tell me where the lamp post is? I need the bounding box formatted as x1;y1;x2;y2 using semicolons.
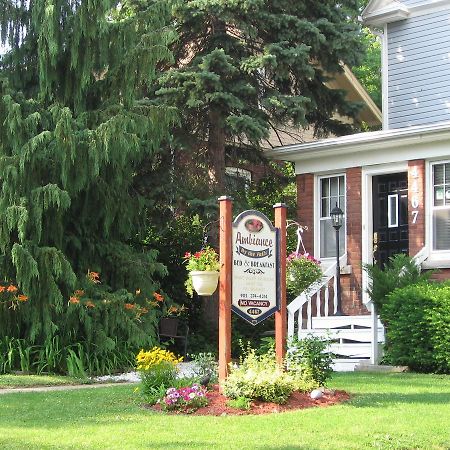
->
330;204;344;316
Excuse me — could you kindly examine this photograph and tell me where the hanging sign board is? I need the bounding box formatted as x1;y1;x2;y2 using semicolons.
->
232;210;280;325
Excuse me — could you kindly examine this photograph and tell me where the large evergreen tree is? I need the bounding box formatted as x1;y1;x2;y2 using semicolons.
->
0;0;177;372
156;0;364;193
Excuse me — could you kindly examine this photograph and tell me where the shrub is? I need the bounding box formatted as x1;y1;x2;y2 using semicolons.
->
136;347;183;403
161;384;208;413
222;345;294;404
381;282;450;373
286;252;322;297
363;253;432;315
226;396;251;410
286;335;333;387
189;352;218;385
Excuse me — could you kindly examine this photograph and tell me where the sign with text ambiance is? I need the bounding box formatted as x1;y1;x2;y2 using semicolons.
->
232;210;280;325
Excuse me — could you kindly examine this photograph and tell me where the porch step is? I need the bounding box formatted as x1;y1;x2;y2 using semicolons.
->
310;315;383;329
332;358;369;372
298;328;383;342
293;314;385;370
354;363;409;373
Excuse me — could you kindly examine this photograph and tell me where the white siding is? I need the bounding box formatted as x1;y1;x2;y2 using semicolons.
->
387;10;450;129
401;0;429;6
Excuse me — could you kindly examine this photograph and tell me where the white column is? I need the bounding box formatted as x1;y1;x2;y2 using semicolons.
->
370;301;379;365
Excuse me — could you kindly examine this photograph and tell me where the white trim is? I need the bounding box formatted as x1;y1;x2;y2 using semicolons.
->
387;194;399;228
426;159;450;261
268;122;450;174
268;121;450;159
315;173;347;261
362;0;410;26
363;0;450;26
361;162;408;304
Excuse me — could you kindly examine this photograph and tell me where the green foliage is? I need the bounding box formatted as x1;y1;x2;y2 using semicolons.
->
246;163;297;220
352;28;382;110
286;253;323;298
0;334;136;376
156;0;365;194
136;347;182;404
0;1;177;374
222;344;294;404
226;396;251;410
138;362;178;405
363;254;432;315
287;335;334;387
380;282;450;373
189;352;218;385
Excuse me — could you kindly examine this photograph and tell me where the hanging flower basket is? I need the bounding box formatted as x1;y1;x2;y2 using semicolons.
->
189;270;220;296
184;247;220;297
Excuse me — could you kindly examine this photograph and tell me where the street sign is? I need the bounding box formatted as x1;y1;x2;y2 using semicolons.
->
231;210;280;325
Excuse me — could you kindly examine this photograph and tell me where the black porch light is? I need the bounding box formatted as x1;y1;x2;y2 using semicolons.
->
330;204;344;230
330;204;344;315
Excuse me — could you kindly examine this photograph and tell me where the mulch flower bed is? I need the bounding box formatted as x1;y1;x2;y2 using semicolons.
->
147;385;350;416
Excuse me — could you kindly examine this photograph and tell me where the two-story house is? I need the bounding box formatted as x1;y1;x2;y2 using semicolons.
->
267;0;450;369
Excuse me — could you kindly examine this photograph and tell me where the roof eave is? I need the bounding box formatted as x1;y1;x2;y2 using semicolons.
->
266;122;450;162
362;4;410;26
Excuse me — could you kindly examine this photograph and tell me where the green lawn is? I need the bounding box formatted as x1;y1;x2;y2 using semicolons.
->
0;374;82;389
0;372;449;449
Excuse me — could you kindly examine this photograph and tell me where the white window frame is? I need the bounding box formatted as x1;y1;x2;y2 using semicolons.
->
315;173;347;261
427;160;450;259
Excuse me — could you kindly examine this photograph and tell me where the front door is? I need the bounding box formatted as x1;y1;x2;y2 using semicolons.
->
372;173;408;267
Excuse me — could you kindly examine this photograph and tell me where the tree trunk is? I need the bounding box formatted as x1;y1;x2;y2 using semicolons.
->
208;108;226;193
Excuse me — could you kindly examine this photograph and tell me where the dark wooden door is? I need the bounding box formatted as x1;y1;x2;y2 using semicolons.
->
372;173;408;267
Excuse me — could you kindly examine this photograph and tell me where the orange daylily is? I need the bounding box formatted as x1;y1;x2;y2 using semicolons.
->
17;294;29;302
87;270;100;283
7;285;18;293
85;300;95;308
124;303;135;310
69;296;80;304
153;292;164;302
0;286;5;293
74;290;85;297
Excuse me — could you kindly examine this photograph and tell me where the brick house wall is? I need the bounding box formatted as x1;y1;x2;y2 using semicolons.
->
408;160;425;256
296;173;314;253
296;170;368;315
344;167;368;315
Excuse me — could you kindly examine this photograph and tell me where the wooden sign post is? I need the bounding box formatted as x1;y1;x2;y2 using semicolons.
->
218;197;287;387
218;196;232;386
274;203;287;364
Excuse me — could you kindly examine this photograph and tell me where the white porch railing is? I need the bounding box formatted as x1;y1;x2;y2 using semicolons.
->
287;253;347;338
413;246;428;267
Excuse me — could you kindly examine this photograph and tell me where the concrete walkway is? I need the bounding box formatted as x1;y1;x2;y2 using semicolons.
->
0;381;136;395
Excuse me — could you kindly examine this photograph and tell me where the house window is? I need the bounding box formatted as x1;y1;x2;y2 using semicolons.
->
319;175;346;258
225;167;252;191
432;162;450;251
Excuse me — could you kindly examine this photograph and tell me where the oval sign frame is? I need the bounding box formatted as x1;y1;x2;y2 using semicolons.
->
231;210;280;326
